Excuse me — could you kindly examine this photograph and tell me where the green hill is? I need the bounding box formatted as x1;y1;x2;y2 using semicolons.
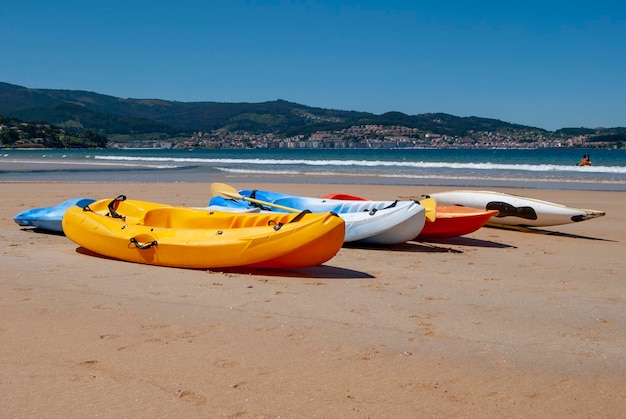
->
0;81;583;138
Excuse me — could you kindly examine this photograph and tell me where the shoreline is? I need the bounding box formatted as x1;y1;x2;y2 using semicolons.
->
2;181;625;417
3;179;626;193
2;162;626;192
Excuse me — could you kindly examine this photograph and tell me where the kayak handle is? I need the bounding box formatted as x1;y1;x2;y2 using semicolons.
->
288;209;312;223
107;195;127;220
130;237;158;250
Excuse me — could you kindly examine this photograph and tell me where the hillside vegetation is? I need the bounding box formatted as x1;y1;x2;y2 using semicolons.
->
1;82;625;149
0;82;541;137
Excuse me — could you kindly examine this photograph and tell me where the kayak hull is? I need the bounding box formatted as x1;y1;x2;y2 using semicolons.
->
14;197;96;233
62;197;345;269
210;189;427;245
417;205;499;240
321;193;496;240
428;190;606;227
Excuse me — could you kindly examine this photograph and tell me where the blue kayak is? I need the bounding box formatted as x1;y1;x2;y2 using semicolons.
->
209;188;431;245
14;197;96;233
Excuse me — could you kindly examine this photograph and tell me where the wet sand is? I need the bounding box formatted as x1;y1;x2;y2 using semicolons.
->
1;181;625;417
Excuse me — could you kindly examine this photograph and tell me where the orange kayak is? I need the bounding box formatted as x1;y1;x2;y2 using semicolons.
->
416;205;499;240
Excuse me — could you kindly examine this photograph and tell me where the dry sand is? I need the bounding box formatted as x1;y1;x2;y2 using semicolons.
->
1;181;625;418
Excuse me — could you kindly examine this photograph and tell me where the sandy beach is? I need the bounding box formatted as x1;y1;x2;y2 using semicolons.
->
1;181;625;417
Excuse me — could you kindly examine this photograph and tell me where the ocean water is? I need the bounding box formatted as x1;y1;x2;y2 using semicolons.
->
2;148;626;191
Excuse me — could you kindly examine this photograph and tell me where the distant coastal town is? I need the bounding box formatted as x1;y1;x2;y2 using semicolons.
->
111;124;618;150
1;119;622;150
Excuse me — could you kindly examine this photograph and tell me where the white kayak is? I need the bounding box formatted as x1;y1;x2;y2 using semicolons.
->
209;188;431;245
427;190;605;227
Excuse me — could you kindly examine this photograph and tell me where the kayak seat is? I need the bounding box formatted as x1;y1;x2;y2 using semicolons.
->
142;208;197;229
141;208;296;230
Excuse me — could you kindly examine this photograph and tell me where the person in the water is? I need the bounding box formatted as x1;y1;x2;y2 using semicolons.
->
577;154;592;166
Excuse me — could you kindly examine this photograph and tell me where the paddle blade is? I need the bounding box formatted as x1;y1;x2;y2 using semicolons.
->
418;197;437;222
210;182;242;200
210;182;301;213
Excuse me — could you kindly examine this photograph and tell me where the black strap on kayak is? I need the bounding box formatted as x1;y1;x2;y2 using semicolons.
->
289;209;312;223
269;209;312;231
107;195;127;220
247;190;272;211
130;237;158;249
382;200;399;209
365;200;398;216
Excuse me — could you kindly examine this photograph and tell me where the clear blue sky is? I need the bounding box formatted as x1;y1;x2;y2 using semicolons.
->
2;0;624;131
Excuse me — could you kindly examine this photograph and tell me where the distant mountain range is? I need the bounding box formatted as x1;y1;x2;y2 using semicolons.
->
0;81;614;138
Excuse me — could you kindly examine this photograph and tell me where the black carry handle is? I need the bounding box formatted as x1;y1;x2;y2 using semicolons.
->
107;195;127;220
130;237;158;250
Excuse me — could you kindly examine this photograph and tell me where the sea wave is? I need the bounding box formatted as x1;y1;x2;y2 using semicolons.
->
2;158;179;169
93;155;626;174
215;167;626;185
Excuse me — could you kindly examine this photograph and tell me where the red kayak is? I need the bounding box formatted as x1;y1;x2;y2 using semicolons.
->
322;193;498;240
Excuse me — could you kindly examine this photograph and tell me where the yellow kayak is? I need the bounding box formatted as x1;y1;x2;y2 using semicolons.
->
62;196;345;269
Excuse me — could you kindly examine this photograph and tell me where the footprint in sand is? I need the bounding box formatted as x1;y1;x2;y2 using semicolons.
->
175;331;200;343
214;359;239;368
99;334;119;340
177;390;207;405
141;323;170;330
409;315;436;336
